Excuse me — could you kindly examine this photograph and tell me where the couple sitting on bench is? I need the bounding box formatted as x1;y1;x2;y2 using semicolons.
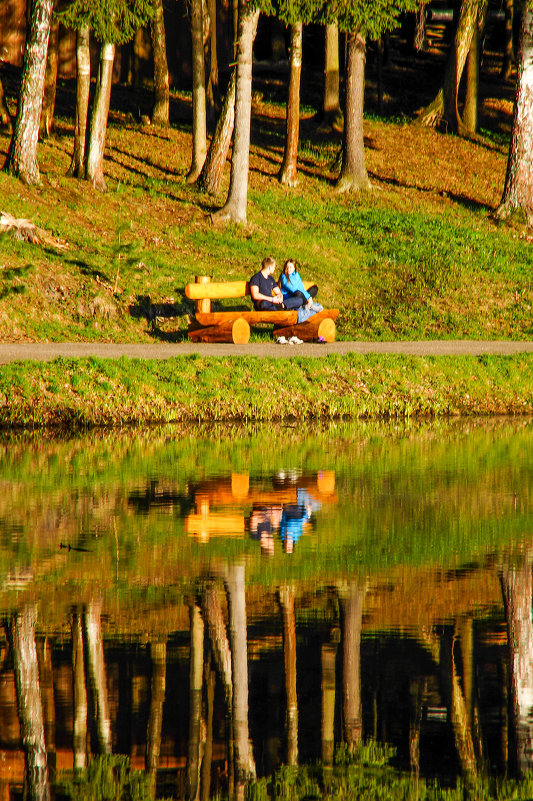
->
249;256;323;323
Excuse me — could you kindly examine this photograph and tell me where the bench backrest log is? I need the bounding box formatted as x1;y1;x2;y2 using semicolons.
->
185;275;313;313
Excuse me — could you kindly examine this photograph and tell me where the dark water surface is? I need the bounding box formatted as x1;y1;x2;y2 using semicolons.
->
1;418;533;800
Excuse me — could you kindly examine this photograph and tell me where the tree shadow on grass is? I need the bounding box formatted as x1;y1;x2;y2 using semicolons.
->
367;169;496;214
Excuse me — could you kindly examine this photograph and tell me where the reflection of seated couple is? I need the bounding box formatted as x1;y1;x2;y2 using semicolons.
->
249;489;321;554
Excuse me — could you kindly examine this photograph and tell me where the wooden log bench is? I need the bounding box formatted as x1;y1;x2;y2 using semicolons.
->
185;276;339;344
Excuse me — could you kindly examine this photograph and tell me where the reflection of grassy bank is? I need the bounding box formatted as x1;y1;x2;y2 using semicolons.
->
0;420;531;626
1;354;533;428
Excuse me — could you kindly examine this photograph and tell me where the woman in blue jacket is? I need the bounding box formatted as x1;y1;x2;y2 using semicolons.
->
278;259;323;312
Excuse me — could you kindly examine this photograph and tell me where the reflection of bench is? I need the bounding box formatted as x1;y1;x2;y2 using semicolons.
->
186;472;336;542
185;276;339;344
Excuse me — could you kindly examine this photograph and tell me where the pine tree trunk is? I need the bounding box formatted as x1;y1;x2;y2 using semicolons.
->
4;0;54;184
83;600;112;754
198;67;236;194
496;5;533;223
68;27;91;178
279;585;298;765
8;607;51;801
71;610;88;770
39;14;59;139
336;30;371;193
206;0;219;120
0;76;12;129
318;24;343;131
187;0;207;182
86;42;116;191
150;0;170;126
417;0;484;131
414;4;427;52
212;3;260;223
279;23;303;187
500;553;533;774
146;640;166;799
501;0;514;80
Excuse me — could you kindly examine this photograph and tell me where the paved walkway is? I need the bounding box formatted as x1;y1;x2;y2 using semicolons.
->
1;341;533;363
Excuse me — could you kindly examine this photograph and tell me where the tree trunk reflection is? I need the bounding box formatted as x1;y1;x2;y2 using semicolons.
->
146;639;167;799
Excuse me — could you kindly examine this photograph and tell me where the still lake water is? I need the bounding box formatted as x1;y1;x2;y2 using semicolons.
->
2;418;533;800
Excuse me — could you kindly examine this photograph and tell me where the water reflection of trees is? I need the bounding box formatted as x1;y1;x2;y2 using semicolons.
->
2;555;533;800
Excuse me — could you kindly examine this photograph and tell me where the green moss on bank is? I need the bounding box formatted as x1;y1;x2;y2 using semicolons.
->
1;353;532;428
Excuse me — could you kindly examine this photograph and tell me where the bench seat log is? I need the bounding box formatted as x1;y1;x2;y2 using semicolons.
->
185;279;314;302
188;317;250;344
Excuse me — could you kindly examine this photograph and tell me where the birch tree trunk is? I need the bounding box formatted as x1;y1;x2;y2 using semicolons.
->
5;0;54;184
417;0;486;132
71;610;88;770
39;14;59;139
8;606;51;801
150;0;170;126
84;600;112;754
319;24;342;131
279;23;303;187
496;5;533;223
501;554;533;774
68;27;91;177
146;639;167;799
212;3;260;223
187;0;207;182
86;42;116;191
226;563;255;792
279;585;298;765
336;30;371;193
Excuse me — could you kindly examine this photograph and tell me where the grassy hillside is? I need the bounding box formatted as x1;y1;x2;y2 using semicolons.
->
0;66;531;345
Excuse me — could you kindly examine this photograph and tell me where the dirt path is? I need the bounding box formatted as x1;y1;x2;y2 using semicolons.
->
1;341;533;363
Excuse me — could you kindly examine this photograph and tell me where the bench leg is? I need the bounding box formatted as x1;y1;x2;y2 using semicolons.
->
273;317;336;343
189;317;250;344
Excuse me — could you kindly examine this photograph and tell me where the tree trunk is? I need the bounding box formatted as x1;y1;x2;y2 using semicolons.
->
212;3;260;223
36;637;56;784
83;600;112;754
8;607;51;801
146;639;166;799
187;0;207;182
86;41;116;191
336;30;371;193
318;24;343;131
279;585;298;765
206;0;219;121
279;23;303;187
198;67;236;194
461;1;487;135
39;13;59;139
417;0;485;131
150;0;170;126
414;4;427;52
202;584;233;706
226;563;255;790
68;26;91;178
501;0;514;80
71;610;88;770
4;0;54;184
321;638;337;766
186;603;204;801
340;583;366;750
501;553;533;774
496;5;533;223
0;77;11;129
